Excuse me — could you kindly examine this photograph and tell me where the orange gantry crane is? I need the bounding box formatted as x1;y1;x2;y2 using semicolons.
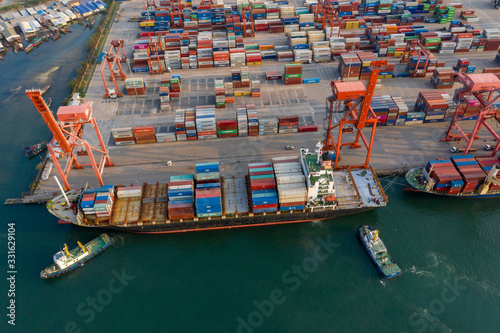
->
100;53;126;98
143;0;156;11
441;72;500;155
314;0;342;38
148;36;164;74
109;39;127;63
25;89;114;190
400;39;431;78
241;6;255;37
324;60;388;169
170;0;184;28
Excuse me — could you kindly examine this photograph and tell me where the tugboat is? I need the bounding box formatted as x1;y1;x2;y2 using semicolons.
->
40;234;111;279
24;141;47;158
41;84;51;95
51;30;60;40
358;225;402;279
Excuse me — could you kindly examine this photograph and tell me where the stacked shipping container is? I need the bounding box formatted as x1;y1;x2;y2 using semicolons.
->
195;162;222;217
168;175;195;220
272;157;307;211
248;162;278;213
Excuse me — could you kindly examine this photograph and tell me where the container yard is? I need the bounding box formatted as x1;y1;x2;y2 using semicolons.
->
9;0;500;206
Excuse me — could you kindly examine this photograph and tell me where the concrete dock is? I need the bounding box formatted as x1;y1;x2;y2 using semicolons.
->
12;0;500;203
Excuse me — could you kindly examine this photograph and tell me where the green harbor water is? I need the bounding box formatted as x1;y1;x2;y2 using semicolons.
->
0;23;499;333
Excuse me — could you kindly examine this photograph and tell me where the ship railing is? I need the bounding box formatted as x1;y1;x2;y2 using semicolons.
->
347;168;362;201
370;165;389;203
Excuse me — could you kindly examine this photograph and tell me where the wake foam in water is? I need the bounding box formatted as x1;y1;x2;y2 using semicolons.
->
111;234;127;248
36;66;59;82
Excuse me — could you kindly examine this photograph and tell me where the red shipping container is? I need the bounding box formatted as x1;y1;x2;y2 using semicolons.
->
280;201;306;207
298;125;318;132
252;203;278;209
249;171;274;176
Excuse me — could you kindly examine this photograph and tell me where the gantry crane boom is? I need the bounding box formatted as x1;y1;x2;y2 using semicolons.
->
325;60;388;169
441;72;500;155
25;89;114;190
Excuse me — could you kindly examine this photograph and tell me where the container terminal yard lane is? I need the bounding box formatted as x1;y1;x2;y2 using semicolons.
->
35;0;500;194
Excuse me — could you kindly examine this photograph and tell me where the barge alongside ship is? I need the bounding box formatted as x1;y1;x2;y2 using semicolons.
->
47;149;387;234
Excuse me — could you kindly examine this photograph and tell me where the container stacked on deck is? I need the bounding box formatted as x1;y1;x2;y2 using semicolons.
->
278;116;299;133
195;162;222;217
451;155;487;194
475;156;500;191
338;54;361;80
246;104;259;136
426;159;463;194
413;91;450;124
430;68;455;89
133;126;156;144
112;127;135;145
159;78;171;111
284;63;302;85
248;162;278;213
125;78;146;95
92;186;115;219
272;156;307;211
175;109;187;141
168;175;195;220
196;105;217;140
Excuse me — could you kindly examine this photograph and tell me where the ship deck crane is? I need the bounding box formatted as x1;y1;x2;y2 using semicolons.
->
324;60;388;170
25;89;114;190
441;72;500;156
100;53;126;99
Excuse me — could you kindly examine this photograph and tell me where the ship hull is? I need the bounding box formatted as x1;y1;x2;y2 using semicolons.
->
405;166;500;199
73;207;373;234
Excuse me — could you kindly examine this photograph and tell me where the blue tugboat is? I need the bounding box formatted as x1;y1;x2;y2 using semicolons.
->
358;225;401;279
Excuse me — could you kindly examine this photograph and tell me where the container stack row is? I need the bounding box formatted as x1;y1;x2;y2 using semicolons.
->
175;109;187;141
217;120;238;138
80;185;115;220
413;91;453;124
125;78;146;96
248;162;278;214
112;128;136;146
237;106;248;136
195;162;222;217
284;63;302;85
430;68;455;89
159;79;171;111
278;116;299;134
451;156;487;194
168;175;195;220
272;157;307;211
133;126;156;144
196;105;217;140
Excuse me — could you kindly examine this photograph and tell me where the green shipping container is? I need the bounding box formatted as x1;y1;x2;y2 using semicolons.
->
285;74;302;78
217;130;237;134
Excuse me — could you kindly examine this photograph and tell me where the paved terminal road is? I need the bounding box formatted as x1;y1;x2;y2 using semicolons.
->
34;0;500;195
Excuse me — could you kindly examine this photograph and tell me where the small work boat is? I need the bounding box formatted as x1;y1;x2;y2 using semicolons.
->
24;141;47;158
40;234;111;279
52;31;60;40
25;43;35;53
358;225;402;279
41;84;51;95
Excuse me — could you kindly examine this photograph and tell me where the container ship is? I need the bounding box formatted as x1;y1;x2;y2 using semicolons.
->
47;148;387;234
405;154;500;198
